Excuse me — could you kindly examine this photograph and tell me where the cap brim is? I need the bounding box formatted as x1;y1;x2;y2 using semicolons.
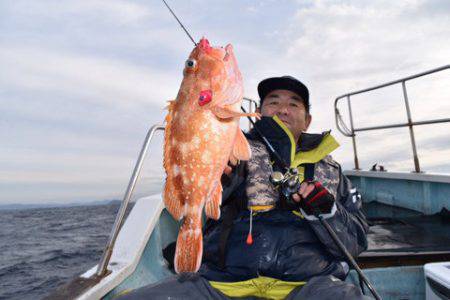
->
258;77;309;106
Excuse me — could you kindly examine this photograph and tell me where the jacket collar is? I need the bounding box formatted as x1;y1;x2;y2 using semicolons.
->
248;116;339;167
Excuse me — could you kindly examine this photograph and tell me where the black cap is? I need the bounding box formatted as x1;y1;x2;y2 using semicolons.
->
258;76;310;111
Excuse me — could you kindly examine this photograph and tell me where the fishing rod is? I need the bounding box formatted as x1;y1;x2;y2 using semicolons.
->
315;211;382;300
242;110;381;299
161;1;381;299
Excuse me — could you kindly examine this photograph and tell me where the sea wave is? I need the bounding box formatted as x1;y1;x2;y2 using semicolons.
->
0;203;129;300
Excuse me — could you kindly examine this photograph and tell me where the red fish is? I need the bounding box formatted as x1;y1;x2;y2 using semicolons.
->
163;38;257;273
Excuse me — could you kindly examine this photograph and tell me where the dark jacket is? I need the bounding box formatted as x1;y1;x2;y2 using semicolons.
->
198;117;368;282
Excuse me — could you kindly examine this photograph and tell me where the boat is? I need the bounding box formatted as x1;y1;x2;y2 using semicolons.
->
46;65;450;300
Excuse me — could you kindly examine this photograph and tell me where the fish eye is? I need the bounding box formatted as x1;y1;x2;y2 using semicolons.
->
185;59;197;68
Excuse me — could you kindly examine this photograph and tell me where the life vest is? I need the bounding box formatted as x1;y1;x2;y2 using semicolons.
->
243;115;340;211
203;116;342;281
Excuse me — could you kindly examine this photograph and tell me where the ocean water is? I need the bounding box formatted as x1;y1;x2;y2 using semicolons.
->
0;203;131;300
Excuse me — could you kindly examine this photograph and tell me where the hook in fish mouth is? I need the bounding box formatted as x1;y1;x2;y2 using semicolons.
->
199;37;212;53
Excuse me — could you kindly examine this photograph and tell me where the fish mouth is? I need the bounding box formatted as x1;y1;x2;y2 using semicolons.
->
198;38;232;62
198;37;213;54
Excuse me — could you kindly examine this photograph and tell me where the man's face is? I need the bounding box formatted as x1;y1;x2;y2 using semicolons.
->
258;89;312;140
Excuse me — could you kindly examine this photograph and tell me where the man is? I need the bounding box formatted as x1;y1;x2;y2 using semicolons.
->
121;76;370;299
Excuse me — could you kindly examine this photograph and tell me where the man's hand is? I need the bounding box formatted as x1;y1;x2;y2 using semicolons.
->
292;181;335;216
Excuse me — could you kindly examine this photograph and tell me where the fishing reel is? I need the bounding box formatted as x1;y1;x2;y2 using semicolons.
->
270;168;301;206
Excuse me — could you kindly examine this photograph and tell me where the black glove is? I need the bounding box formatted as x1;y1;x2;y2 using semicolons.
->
299;181;335;216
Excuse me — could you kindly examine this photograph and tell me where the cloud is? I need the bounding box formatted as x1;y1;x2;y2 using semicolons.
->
0;146;165;204
0;45;179;108
281;0;450;86
2;0;153;25
1;0;449;204
0;174;165;205
268;0;450;171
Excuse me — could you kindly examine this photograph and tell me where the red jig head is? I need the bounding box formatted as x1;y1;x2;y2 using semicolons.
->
198;38;212;53
199;90;212;106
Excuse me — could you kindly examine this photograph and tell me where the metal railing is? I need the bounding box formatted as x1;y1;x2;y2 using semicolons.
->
244;97;259;130
96;124;165;276
334;65;450;172
96;97;258;277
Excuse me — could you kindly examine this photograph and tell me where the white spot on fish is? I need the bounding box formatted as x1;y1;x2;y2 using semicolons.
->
202;151;211;163
179;142;189;154
198;176;205;186
173;165;180;176
192;136;201;148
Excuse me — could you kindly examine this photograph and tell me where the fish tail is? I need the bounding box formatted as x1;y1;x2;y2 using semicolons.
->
174;214;203;273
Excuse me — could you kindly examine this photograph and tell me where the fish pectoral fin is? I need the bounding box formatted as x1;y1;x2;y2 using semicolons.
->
232;128;252;161
229;153;238;166
205;182;222;220
211;105;260;120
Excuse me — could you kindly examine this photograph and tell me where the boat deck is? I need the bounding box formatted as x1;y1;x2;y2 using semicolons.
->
358;202;450;268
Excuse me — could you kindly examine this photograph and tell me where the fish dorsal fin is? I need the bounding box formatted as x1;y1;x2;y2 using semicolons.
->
232;128;251;161
164;100;176;123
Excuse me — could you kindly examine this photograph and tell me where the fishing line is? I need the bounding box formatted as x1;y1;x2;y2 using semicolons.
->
160;0;288;169
160;2;381;298
162;0;197;46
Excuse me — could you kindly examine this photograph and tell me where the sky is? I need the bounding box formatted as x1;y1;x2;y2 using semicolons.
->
1;0;449;205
